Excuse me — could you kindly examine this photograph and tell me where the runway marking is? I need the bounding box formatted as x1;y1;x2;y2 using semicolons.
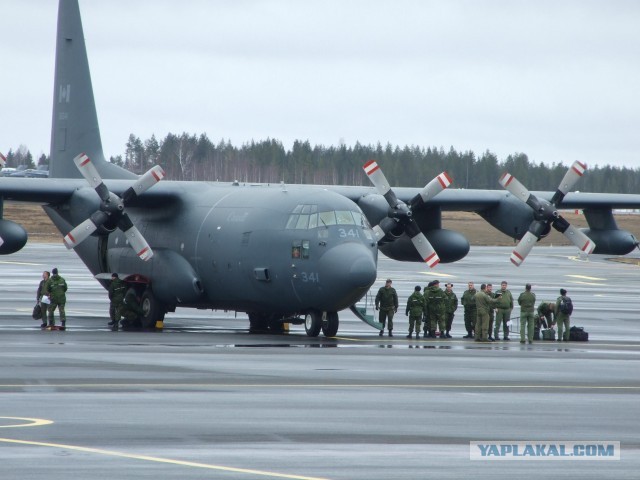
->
566;280;606;286
0;437;330;480
419;272;455;278
0;260;43;266
0;383;638;391
0;417;54;428
566;274;606;281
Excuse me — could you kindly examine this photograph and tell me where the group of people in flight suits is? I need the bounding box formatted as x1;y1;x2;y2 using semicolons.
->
375;279;573;343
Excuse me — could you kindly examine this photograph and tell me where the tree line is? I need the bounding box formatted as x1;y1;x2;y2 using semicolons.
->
4;134;640;194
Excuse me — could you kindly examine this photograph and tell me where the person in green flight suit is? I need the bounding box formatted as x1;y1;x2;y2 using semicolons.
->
460;281;477;338
536;301;557;338
517;283;536;344
44;267;67;330
494;280;514;340
108;273;127;331
405;285;426;339
424;279;446;338
474;283;500;342
375;279;398;337
443;283;458;339
119;287;145;327
555;288;572;342
486;283;497;341
36;270;50;328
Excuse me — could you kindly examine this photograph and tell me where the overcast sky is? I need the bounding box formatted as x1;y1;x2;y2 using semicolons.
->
2;0;640;169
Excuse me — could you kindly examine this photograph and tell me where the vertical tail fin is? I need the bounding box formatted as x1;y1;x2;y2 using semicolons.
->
50;0;134;180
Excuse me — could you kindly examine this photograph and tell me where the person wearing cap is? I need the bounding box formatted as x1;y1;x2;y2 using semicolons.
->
486;283;497;341
494;280;514;340
108;273;127;331
375;279;398;337
44;267;68;329
443;283;458;339
460;281;477;338
423;279;446;338
555;288;572;342
405;286;426;339
36;270;50;328
518;283;536;344
474;283;500;342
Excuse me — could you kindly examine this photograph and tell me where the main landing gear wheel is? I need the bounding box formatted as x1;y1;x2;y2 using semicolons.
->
140;289;166;329
322;311;339;337
304;311;322;337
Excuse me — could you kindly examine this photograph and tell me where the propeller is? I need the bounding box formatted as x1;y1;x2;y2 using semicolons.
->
499;160;595;266
363;160;452;268
63;153;165;261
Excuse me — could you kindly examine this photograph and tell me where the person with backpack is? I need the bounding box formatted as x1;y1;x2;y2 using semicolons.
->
555;288;573;342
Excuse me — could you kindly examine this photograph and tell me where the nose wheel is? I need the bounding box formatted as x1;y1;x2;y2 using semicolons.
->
305;311;339;337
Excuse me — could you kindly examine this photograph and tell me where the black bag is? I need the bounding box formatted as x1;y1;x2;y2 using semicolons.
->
559;297;573;315
541;328;556;341
569;326;589;341
32;304;42;320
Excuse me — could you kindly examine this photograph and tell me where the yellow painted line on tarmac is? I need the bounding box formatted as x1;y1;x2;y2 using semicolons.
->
0;260;42;266
566;274;606;281
0;417;54;428
419;272;455;278
566;280;606;286
0;437;331;480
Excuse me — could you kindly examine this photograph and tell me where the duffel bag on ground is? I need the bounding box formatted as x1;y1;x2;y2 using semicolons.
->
569;326;589;341
541;328;556;341
32;304;42;320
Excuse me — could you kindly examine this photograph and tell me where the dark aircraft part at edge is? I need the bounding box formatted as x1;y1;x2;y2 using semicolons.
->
0;218;28;255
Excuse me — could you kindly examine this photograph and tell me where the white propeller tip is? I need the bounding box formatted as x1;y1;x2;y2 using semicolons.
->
581;240;596;255
425;252;440;268
499;172;513;188
437;172;453;189
138;247;153;261
363;160;379;176
510;251;524;267
63;235;76;249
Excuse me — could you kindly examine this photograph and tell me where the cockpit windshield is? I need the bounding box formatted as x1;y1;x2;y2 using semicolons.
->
285;205;371;231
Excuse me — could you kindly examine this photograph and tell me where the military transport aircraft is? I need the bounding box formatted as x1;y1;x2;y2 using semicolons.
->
1;0;639;336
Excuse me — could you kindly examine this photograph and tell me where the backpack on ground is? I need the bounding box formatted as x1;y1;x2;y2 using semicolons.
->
541;328;556;341
569;326;589;341
559;296;573;315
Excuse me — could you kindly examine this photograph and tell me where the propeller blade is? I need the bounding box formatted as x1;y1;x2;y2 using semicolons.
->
73;153;110;201
404;220;440;267
63;210;110;248
122;165;166;203
561;224;596;255
499;172;532;202
118;213;153;261
0;152;6;168
551;160;587;204
410;172;452;209
509;231;539;267
363;160;400;208
410;232;440;267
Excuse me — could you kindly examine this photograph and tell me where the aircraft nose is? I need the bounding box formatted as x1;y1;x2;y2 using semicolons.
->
316;242;377;309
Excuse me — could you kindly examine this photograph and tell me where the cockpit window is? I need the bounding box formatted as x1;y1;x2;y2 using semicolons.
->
336;210;355;225
286;207;372;230
318;211;337;226
295;214;310;230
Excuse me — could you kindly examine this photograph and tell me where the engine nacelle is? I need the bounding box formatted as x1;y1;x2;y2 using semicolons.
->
0;219;28;254
583;229;638;256
379;229;470;263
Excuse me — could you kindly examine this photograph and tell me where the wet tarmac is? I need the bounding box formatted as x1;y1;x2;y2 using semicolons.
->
1;243;639;479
